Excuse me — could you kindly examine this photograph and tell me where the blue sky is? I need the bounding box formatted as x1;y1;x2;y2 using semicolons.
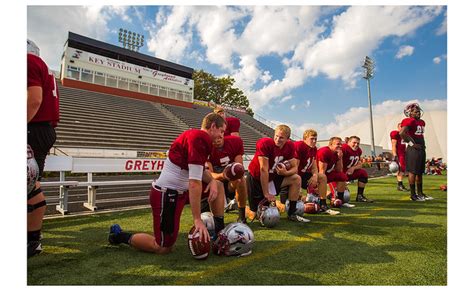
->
27;5;447;139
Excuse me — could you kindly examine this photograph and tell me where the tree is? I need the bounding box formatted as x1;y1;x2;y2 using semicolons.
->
193;69;254;116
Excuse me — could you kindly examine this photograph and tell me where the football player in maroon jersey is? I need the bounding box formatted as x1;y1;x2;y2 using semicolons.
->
247;125;309;222
27;39;60;258
390;123;409;191
214;106;240;137
342;136;373;203
206;135;248;223
293;129;328;205
317;137;349;213
400;103;432;201
108;113;227;254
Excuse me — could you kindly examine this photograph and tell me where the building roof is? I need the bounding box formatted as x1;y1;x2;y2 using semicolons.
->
66;31;193;79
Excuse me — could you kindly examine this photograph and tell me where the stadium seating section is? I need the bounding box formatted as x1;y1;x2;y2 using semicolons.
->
55;81;274;155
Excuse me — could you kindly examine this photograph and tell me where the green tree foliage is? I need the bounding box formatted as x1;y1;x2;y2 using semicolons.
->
193;69;254;116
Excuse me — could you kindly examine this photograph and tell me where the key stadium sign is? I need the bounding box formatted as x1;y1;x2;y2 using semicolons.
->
67;47;193;87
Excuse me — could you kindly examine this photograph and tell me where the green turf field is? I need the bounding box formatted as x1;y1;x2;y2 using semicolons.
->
27;173;447;285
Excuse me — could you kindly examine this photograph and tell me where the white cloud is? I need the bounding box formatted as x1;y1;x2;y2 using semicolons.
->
27;6;121;70
261;70;272;83
279;95;293;103
290;104;296;111
436;10;447;36
251;6;442;110
433;54;447;64
318;99;447;139
147;6;193;62
396;45;415;59
304;100;311;108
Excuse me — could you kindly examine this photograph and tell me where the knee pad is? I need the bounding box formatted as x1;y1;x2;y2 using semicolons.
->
27;200;46;213
359;177;368;184
27;187;42;200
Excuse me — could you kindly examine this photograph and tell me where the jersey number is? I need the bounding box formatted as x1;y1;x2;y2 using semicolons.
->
301;158;313;173
415;125;424;135
347;156;359;169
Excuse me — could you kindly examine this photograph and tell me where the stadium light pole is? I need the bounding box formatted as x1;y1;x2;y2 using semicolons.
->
118;28;145;52
362;56;376;157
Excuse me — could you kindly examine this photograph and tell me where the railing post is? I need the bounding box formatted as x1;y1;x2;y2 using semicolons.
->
83;172;97;211
56;171;69;215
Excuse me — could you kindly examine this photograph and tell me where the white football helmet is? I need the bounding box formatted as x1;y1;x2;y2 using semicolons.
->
213;222;254;257
200;212;215;236
257;200;280;228
305;193;319;204
27;39;40;56
389;161;399;173
343;189;351;203
27;145;39;195
285;200;305;216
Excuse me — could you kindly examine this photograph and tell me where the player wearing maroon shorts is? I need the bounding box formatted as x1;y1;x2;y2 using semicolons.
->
214;106;240;136
27;39;60;258
317;137;348;213
390;123;409;191
108;113;227;254
206;135;248;223
342;136;373;203
293;129;327;203
400;103;432;201
247;125;309;223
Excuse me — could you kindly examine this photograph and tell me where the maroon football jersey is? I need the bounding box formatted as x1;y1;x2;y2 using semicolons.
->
209;135;244;173
390;130;406;155
401;117;425;146
317;146;339;174
27;54;60;126
224;117;240;136
168;129;212;170
248;137;295;181
341;143;362;170
294;140;317;175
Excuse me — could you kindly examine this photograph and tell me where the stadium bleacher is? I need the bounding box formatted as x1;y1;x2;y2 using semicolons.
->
55;82;189;152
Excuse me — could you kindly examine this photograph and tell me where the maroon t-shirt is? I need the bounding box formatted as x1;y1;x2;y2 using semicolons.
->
401;117;426;146
27;53;60;126
294;140;317;176
341;143;362;171
248;137;295;181
224;117;240;136
317;146;339;174
168;129;212;170
209;135;244;173
390;130;406;155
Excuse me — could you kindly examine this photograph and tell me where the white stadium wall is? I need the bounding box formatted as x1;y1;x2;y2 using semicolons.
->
327;110;447;162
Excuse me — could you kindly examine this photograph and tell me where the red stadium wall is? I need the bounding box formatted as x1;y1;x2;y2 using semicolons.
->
61;78;193;108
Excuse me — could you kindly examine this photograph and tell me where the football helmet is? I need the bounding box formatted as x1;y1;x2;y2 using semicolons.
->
285;200;305;216
213;222;254;257
305;193;319;204
389;161;399;173
257;199;280;228
403;102;423;117
27;39;40;56
27;145;39;195
343;189;351;203
200;212;215;237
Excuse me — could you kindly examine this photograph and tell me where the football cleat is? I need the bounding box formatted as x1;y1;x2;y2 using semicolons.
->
287;214;310;223
27;240;42;258
419;194;434;200
397;185;409;192
356;195;374;203
108;224;123;245
410;195;425;202
224;198;238;212
342;203;355;208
